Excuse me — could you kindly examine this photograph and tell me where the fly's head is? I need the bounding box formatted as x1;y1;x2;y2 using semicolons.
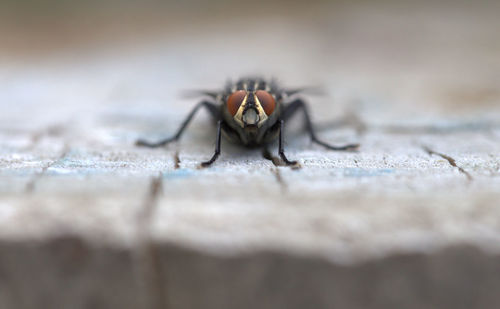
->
222;79;281;135
227;90;276;128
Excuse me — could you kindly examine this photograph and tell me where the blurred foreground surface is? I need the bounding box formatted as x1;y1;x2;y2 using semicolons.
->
0;0;500;308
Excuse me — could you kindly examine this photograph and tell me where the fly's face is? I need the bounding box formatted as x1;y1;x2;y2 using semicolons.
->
226;90;277;129
227;90;276;128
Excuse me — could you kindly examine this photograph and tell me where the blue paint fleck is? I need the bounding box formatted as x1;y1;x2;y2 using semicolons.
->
341;168;394;178
163;169;194;179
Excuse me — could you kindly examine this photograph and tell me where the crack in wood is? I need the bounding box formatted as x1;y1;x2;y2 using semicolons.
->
173;151;180;169
138;175;163;222
423;146;473;181
25;146;69;193
135;174;168;309
262;149;291;191
271;167;288;193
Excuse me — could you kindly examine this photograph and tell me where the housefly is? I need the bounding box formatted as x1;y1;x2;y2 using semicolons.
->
136;77;359;167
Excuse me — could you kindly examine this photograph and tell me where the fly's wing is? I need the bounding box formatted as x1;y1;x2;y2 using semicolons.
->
283;86;326;98
180;90;220;100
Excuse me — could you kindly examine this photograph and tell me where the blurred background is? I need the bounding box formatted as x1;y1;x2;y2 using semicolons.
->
1;0;499;134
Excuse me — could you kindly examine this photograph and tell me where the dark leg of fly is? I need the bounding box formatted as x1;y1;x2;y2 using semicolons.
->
200;120;222;167
282;99;359;151
136;101;219;147
278;119;298;166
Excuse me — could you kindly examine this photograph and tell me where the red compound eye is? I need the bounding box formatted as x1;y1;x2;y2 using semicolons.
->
256;90;276;115
227;90;246;116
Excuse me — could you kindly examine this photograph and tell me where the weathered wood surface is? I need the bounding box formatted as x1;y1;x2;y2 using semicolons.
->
1;1;500;308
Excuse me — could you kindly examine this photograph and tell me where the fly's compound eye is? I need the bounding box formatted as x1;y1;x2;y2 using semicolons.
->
227;90;247;116
256;90;276;115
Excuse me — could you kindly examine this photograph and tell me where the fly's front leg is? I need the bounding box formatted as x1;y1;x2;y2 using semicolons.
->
200;120;222;167
278;119;298;166
136;101;219;148
282;99;359;151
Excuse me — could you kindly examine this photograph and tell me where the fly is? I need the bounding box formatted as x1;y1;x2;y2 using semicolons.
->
136;77;359;167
